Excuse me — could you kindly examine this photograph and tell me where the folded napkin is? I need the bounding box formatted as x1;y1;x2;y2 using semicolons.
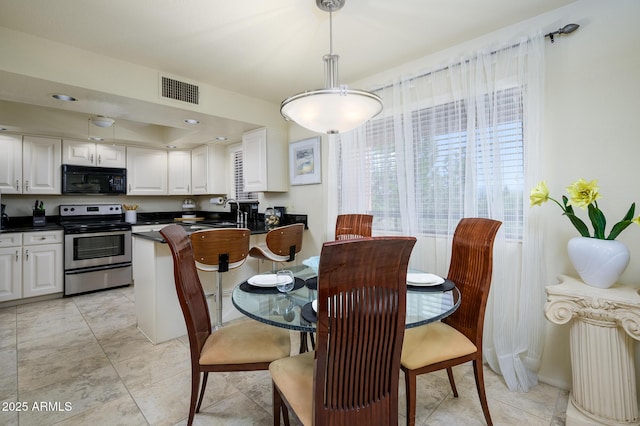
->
302;256;320;274
406;273;444;286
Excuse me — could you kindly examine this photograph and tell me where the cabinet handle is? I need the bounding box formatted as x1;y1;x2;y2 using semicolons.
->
15;250;19;262
25;180;29;192
98;154;101;164
25;249;29;261
128;184;131;192
16;179;19;191
187;184;190;192
91;153;95;164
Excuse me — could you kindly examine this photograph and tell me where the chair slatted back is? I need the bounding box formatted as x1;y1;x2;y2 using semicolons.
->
335;214;373;240
444;218;502;345
160;225;212;356
314;236;416;425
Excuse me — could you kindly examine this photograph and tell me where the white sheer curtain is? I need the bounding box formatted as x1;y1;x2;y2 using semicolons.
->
328;33;546;391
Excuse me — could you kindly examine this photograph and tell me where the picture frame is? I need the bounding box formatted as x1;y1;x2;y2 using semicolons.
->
289;136;321;185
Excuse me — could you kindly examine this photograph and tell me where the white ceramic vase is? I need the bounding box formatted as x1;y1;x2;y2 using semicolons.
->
567;236;630;288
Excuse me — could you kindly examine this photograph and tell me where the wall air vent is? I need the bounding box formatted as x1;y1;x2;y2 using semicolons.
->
160;75;199;105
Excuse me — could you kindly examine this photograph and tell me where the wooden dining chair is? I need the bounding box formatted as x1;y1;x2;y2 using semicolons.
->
190;227;250;329
270;235;417;426
334;213;373;240
159;224;292;426
400;218;502;426
249;223;304;270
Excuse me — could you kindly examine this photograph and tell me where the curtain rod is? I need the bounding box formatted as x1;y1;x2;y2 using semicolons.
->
372;24;578;93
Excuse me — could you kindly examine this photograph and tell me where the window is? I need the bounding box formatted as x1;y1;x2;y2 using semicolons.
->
231;147;256;201
337;87;524;239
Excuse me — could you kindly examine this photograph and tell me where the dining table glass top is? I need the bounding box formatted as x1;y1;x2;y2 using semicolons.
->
231;264;460;333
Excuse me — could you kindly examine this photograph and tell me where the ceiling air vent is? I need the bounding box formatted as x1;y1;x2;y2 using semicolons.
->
160;75;199;105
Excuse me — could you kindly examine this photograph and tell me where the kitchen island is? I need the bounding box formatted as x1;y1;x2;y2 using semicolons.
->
132;220;306;344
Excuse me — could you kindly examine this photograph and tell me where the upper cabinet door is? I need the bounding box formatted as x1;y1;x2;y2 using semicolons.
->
0;134;23;194
191;144;226;195
96;144;126;167
242;128;268;192
22;136;61;194
168;150;192;195
62;140;95;166
126;147;167;195
242;127;288;192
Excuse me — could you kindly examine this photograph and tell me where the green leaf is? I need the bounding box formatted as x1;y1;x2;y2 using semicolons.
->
606;203;636;240
607;220;632;240
588;203;606;239
563;204;591;237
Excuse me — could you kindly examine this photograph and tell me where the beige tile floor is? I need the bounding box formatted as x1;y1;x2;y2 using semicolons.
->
0;286;569;425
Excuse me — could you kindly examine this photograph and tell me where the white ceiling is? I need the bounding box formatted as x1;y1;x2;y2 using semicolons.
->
0;0;576;147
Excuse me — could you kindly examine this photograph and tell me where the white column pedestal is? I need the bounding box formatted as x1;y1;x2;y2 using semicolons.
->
545;275;640;426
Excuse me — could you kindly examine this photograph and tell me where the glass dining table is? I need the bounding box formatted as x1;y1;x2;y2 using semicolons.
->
231;265;460;352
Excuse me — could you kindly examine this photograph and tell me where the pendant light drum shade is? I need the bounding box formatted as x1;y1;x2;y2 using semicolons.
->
281;88;382;134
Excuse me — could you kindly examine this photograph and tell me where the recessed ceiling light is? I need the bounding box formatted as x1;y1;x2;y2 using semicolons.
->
0;127;7;131
89;136;104;141
184;119;199;125
215;136;227;141
166;145;177;149
52;93;77;102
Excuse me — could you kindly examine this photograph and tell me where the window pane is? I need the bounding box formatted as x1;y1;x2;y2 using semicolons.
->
338;87;524;240
233;149;256;201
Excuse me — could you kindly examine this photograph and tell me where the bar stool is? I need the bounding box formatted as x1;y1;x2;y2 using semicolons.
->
249;223;304;271
190;227;251;329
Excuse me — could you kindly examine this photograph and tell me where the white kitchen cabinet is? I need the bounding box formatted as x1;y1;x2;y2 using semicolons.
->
23;136;62;194
62;140;126;167
126;146;168;195
0;230;63;302
0;233;22;302
168;150;192;195
191;144;226;195
0;134;22;194
242;127;288;192
0;134;61;194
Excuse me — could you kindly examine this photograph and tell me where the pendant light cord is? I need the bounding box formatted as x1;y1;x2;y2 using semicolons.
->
329;9;334;55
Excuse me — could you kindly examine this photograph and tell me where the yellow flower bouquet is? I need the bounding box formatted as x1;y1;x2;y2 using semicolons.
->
530;178;640;240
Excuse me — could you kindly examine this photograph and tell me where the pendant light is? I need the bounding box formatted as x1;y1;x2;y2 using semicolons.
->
280;0;383;134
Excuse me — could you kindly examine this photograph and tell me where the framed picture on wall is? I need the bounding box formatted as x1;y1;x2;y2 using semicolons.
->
289;136;321;185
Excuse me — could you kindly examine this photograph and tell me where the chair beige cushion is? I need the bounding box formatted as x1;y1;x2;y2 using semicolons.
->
269;351;315;426
199;320;291;365
401;321;477;370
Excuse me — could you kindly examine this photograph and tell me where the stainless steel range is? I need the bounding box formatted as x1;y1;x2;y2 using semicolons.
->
60;204;132;296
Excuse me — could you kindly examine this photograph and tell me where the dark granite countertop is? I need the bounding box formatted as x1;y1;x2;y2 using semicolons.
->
0;215;63;233
133;222;271;243
0;211;307;235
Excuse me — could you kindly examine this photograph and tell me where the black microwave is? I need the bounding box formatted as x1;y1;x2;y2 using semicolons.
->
62;164;127;195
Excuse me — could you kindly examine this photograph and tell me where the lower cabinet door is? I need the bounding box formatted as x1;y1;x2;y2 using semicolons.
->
0;247;22;302
22;243;63;298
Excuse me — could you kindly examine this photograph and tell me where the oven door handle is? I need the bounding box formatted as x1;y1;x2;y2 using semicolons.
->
65;263;132;274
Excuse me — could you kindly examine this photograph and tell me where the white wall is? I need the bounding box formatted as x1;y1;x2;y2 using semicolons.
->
285;0;640;392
